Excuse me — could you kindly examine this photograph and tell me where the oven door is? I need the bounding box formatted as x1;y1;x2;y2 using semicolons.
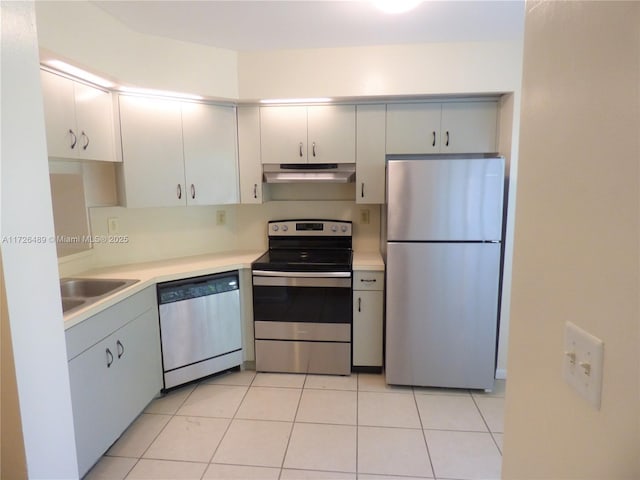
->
252;271;352;375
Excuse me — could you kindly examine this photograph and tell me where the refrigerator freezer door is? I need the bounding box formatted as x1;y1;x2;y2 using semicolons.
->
387;157;504;241
385;242;500;389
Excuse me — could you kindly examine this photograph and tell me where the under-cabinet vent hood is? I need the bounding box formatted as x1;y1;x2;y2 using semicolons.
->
263;163;356;184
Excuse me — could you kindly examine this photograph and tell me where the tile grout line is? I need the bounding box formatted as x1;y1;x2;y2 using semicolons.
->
276;373;307;479
202;372;258;478
118;381;199;479
412;386;437;479
469;392;503;457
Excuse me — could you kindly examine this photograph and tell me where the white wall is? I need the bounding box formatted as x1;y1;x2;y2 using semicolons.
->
238;41;523;99
35;1;238;99
502;2;640;478
1;2;78;477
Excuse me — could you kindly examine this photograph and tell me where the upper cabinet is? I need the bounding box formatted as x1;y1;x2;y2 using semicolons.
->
117;95;238;208
386;101;498;154
260;105;356;164
237;106;266;204
41;69;117;162
182;102;239;206
355;104;386;204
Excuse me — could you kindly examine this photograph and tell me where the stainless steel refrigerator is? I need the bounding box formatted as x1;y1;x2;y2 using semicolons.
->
385;155;505;390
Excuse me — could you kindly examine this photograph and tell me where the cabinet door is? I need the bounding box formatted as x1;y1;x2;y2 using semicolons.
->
356;105;386;204
118;95;186;207
237;106;264;203
183;103;239;205
74;81;116;162
68;334;120;477
41;70;77;159
260;106;308;164
440;102;498;153
386;103;441;154
307;105;355;164
353;290;384;367
111;308;163;429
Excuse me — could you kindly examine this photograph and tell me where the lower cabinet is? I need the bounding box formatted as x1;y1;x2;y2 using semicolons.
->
66;287;162;477
352;271;384;370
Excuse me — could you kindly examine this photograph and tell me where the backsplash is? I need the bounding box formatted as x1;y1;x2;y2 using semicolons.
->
76;201;381;272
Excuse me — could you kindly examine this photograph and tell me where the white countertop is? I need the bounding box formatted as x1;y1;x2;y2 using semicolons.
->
63;249;384;329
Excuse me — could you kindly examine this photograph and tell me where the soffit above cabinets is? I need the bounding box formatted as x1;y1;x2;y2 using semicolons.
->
92;1;525;52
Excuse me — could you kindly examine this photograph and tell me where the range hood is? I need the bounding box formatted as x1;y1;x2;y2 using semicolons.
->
263;163;356;184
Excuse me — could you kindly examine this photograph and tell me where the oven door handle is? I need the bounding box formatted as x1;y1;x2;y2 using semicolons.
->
252;270;351;278
253;274;351;288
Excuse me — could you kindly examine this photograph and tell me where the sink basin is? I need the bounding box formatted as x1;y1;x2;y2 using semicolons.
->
62;298;86;313
60;278;138;298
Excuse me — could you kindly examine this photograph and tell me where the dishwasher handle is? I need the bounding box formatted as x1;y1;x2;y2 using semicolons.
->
158;271;239;305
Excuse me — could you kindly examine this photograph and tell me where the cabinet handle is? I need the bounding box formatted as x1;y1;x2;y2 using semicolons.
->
81;131;90;150
191;184;196;199
299;142;304;157
445;131;450;147
116;340;124;359
432;131;436;147
358;297;361;313
361;182;365;198
106;348;114;368
312;142;316;157
69;129;77;149
177;184;182;199
253;183;258;199
361;278;377;283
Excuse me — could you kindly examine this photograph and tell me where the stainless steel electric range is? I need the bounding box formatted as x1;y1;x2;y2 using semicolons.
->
252;219;353;375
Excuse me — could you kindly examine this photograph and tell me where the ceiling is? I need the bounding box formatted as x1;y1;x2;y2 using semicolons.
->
92;1;525;52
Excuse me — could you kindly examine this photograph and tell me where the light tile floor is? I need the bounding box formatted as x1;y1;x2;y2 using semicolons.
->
85;371;505;480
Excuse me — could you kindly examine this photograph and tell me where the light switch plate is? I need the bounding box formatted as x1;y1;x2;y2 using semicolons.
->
216;210;226;226
107;217;119;235
360;209;370;225
563;321;604;409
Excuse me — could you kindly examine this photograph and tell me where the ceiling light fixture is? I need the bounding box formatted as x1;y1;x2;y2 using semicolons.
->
373;0;423;14
260;98;333;105
44;60;115;88
118;86;204;101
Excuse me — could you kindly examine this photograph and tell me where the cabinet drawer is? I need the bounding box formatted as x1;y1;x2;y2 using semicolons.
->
66;286;157;361
353;271;384;291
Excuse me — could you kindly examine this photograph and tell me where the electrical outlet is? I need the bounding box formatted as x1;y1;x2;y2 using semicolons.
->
216;210;226;225
360;209;370;225
107;217;119;235
563;321;604;409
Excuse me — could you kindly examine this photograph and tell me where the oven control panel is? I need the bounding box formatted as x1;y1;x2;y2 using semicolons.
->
268;220;352;237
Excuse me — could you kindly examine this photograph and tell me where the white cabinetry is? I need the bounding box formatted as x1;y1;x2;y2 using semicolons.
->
356;105;386;204
260;105;355;164
352;271;384;369
41;69;116;161
118;95;239;208
386;101;497;154
237;106;266;203
65;287;161;477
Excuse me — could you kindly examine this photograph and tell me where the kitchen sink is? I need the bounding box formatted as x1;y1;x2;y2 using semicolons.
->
60;278;138;298
61;298;87;313
60;278;139;316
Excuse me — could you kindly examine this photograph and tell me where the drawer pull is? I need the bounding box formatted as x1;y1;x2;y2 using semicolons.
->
360;278;377;283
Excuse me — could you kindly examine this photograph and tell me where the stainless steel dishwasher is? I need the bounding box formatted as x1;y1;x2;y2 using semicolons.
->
157;271;242;389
